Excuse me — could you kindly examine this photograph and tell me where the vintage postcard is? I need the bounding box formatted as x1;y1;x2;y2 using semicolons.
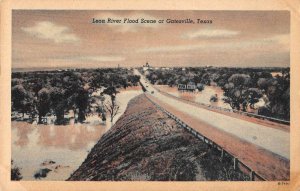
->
1;0;300;191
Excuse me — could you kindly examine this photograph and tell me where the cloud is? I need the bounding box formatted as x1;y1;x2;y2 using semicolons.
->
94;12;160;33
138;34;289;53
260;34;289;51
138;44;205;53
22;21;80;43
54;55;125;62
80;56;125;62
183;29;240;39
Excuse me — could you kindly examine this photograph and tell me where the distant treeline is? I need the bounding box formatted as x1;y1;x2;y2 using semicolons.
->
11;68;140;124
141;67;290;121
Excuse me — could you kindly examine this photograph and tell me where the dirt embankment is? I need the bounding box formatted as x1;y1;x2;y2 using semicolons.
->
68;94;248;181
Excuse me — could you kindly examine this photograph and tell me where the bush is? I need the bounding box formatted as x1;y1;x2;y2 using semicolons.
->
11;160;22;181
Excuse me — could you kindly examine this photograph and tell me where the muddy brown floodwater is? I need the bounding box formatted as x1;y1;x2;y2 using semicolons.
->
11;88;142;180
154;85;266;112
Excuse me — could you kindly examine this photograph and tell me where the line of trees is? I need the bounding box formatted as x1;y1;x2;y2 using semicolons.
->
142;67;290;120
11;68;141;125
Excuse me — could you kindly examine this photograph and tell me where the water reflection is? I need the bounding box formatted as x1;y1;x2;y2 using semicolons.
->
13;120;107;150
12;89;142;180
38;123;107;150
13;122;34;147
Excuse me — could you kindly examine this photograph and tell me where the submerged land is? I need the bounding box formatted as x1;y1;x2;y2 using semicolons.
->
68;94;249;181
11;67;290;181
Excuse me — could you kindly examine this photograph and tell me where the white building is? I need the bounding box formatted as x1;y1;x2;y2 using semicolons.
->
143;62;151;71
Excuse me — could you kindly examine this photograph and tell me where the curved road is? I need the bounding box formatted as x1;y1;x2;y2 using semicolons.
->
135;69;290;160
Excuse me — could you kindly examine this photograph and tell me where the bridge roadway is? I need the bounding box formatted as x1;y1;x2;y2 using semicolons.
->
135;69;290;160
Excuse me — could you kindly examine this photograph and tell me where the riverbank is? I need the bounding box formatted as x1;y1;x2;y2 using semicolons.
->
68;94;249;181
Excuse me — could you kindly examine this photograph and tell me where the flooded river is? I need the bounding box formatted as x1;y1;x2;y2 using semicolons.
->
11;88;143;180
155;85;232;109
154;85;265;111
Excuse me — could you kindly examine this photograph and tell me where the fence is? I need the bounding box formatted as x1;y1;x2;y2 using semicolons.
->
151;85;289;125
145;94;267;181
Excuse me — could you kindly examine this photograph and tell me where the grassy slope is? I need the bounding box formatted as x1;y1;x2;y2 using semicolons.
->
68;94;248;181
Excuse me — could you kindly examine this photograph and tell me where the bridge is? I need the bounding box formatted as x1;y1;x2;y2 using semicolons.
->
134;69;290;181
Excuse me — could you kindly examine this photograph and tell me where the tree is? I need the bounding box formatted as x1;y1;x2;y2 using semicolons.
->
62;72;84;123
223;87;243;110
196;83;204;92
257;73;290;120
228;74;251;87
210;94;218;102
11;160;22;181
95;95;106;123
104;99;120;123
75;88;90;123
223;74;251;111
12;85;27;116
37;88;50;124
50;87;66;124
200;73;211;85
102;86;120;123
12;84;36;120
32;80;44;96
244;88;263;109
128;75;141;86
11;78;22;87
102;86;119;102
257;78;271;90
96;105;106;123
66;93;78;120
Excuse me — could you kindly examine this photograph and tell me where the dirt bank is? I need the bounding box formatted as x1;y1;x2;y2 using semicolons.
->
68;94;248;181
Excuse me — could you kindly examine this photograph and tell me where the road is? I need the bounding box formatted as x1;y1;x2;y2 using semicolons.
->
134;69;290;160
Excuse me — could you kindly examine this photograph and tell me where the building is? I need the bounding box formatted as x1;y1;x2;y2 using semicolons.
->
143;62;151;71
178;82;196;91
186;82;196;91
178;84;186;90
